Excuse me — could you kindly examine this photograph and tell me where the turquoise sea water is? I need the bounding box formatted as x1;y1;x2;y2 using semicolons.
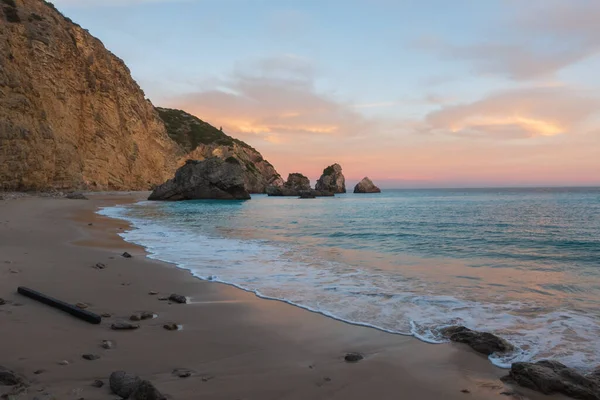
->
99;188;600;370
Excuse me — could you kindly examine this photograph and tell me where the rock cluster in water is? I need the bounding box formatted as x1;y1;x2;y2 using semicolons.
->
148;158;250;201
266;173;333;197
354;177;381;193
267;164;352;197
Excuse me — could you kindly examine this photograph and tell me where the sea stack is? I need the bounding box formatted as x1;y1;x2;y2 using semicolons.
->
267;173;311;196
315;164;346;193
148;158;250;201
354;177;381;193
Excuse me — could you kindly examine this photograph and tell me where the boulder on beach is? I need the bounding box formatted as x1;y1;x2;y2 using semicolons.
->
504;360;600;400
0;366;27;387
353;177;381;193
315;163;346;193
439;326;514;355
148;157;250;201
110;371;165;400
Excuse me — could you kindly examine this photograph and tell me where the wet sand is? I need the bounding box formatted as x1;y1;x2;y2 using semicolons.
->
0;193;567;400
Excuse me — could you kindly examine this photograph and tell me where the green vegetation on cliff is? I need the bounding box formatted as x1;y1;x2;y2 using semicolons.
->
156;107;255;153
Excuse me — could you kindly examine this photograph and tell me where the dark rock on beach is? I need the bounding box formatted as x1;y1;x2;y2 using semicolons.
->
110;371;142;398
168;294;187;304
0;366;26;386
65;192;88;200
110;371;165;400
163;323;179;331
111;321;140;330
315;163;346;193
130;379;166;400
504;360;600;400
354;177;381;193
172;368;192;378
344;353;364;363
148;158;250;201
82;354;100;361
440;326;514;355
122;252;133;258
130;312;154;321
92;380;104;388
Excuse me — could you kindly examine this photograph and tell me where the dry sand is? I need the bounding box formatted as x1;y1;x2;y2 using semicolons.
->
0;193;568;400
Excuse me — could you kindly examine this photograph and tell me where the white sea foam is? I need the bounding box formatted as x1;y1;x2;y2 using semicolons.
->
98;203;600;371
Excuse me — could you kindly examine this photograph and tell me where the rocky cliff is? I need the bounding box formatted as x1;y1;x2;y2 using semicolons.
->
315;163;346;193
0;0;181;190
156;107;283;193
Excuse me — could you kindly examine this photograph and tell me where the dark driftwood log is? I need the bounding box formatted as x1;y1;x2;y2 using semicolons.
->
17;286;102;324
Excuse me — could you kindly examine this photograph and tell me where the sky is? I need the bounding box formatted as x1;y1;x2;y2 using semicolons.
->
52;0;600;188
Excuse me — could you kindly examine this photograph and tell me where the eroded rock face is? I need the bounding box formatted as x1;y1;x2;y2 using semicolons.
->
440;326;514;355
0;0;180;191
315;164;346;193
149;158;250;201
354;177;381;193
157;107;283;193
505;360;600;400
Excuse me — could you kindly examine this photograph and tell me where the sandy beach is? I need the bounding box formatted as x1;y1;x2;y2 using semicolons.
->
0;193;567;400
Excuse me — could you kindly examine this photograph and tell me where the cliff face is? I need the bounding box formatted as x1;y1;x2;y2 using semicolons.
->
157;107;283;193
0;0;180;190
315;163;346;193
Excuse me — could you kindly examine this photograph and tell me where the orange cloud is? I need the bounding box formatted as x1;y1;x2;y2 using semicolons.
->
164;55;373;140
426;87;599;138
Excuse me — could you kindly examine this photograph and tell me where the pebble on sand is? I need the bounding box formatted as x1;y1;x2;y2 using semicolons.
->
121;252;132;258
344;353;364;363
92;379;104;388
168;294;187;304
111;322;140;330
101;340;114;349
82;354;100;361
163;323;179;331
172;369;192;378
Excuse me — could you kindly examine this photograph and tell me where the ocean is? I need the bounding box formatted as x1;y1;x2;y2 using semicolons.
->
98;187;600;371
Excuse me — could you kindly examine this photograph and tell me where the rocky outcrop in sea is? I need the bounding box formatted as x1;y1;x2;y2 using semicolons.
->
315;164;346;193
354;177;381;193
157;107;284;193
148;158;250;201
267;173;333;197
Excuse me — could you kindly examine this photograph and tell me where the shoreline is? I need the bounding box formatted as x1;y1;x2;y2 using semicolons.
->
0;193;566;399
